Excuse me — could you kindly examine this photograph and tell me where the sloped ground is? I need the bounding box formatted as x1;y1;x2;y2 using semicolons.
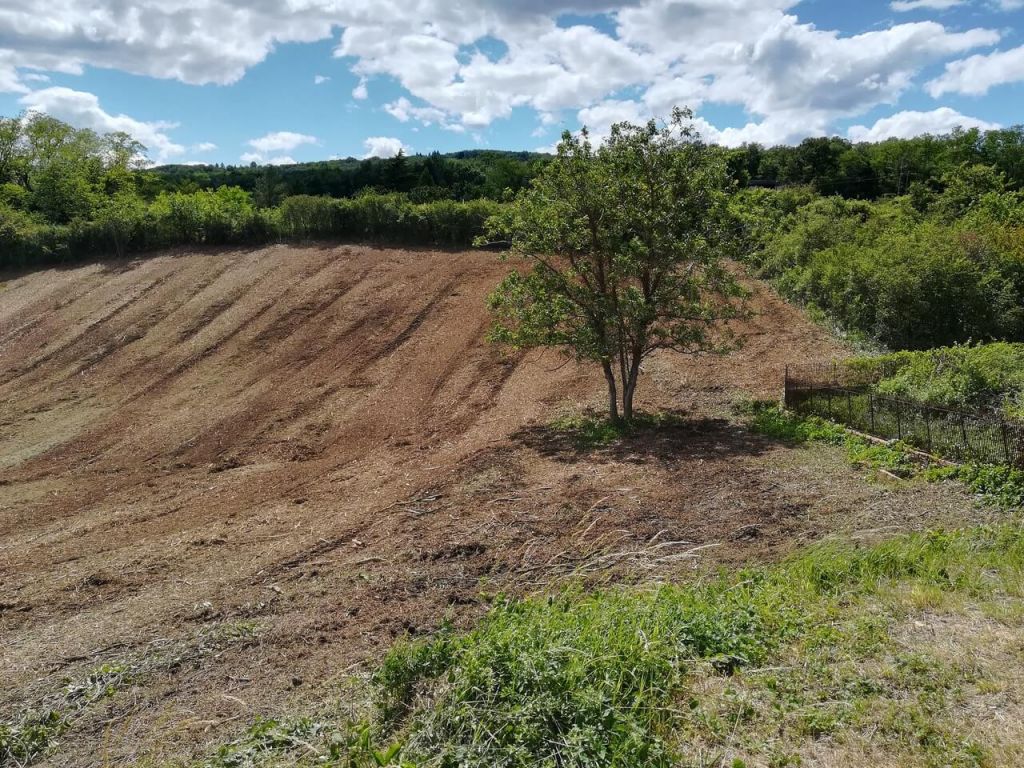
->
0;245;984;765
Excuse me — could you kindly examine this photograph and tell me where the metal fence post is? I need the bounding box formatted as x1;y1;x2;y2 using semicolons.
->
847;389;853;426
1002;420;1011;465
960;414;969;458
925;408;932;454
869;392;875;433
895;399;902;441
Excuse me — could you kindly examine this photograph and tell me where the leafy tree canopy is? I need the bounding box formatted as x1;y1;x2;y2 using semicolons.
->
482;108;745;422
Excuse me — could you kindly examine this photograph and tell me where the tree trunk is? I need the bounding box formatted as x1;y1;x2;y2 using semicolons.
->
621;349;642;422
602;360;620;424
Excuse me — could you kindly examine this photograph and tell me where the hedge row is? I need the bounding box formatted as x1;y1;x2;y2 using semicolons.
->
0;189;502;271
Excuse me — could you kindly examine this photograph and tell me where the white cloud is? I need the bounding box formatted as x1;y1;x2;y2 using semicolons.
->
927;45;1024;96
577;99;651;141
239;151;298;165
0;52;30;93
18;86;184;162
702;19;998;119
891;0;965;11
362;136;409;159
22;72;51;83
0;3;343;87
0;1;1010;146
328;2;998;138
384;96;466;132
247;131;318;153
713;113;831;147
314;74;330;85
848;108;1000;142
192;141;218;152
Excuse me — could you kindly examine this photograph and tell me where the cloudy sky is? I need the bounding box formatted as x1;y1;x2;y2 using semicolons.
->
1;0;1022;164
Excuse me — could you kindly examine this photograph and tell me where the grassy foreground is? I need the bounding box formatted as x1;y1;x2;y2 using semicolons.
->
199;521;1024;768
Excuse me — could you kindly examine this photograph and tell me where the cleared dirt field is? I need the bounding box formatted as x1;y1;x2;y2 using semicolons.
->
0;245;984;765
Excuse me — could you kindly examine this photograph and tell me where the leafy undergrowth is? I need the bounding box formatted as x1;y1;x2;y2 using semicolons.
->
740;401;1024;508
849;343;1024;422
0;664;133;765
204;525;1024;768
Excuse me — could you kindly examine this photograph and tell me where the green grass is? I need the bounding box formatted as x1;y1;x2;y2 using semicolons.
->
547;410;690;450
203;525;1024;768
926;463;1024;510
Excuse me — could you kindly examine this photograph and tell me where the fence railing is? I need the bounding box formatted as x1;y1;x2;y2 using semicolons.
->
784;363;1024;467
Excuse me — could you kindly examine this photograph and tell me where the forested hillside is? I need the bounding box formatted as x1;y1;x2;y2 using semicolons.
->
149;149;543;203
146;124;1024;202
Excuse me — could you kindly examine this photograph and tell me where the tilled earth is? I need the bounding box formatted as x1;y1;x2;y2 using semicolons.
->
0;245;983;765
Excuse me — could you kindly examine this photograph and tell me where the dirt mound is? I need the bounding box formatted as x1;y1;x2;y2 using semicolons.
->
0;245;976;765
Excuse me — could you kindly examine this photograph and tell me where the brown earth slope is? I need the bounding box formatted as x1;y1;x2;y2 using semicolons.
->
0;245;981;765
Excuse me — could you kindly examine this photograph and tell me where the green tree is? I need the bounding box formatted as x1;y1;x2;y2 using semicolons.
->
939;163;1007;217
95;189;146;258
253;166;286;208
482;108;744;423
0;116;25;186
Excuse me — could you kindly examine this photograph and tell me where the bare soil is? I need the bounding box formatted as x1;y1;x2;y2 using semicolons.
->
0;245;985;765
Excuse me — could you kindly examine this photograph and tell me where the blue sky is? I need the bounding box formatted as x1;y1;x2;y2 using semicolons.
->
1;0;1022;165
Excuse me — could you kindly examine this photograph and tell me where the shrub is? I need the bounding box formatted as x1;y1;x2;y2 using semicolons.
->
735;177;1024;350
0;190;499;271
849;343;1024;419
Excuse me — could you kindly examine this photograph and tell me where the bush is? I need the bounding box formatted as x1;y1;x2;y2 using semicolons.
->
276;193;500;247
849;343;1024;419
735;176;1024;350
0;190;500;271
149;187;272;246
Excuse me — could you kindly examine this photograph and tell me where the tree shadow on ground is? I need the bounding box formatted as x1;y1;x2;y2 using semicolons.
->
509;408;774;466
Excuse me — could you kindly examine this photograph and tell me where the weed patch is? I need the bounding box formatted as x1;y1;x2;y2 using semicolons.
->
1;664;133;766
741;400;1024;506
548;410;693;450
1;621;263;766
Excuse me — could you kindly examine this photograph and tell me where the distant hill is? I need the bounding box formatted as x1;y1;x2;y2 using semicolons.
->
146;150;551;203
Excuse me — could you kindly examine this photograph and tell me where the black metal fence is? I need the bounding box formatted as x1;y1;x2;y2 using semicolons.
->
784;362;1024;467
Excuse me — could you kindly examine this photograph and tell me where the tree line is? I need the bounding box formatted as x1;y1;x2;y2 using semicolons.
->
150;126;1024;203
724;127;1024;199
0;113;502;269
148;149;543;204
